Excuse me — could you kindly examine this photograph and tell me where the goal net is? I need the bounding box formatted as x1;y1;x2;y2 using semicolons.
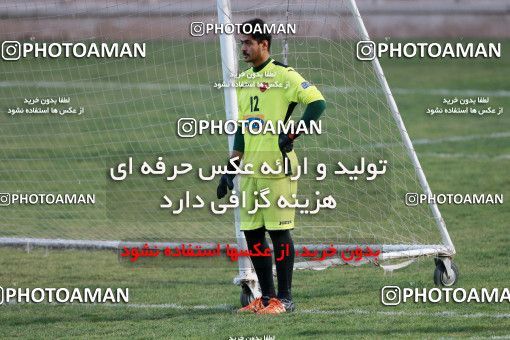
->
0;0;454;265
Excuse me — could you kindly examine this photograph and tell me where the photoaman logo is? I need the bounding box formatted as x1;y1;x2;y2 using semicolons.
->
1;41;146;61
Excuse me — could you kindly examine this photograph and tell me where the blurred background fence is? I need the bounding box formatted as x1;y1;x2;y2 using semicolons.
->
0;0;508;40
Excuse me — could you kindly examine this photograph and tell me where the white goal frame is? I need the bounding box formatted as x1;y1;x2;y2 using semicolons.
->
215;0;455;290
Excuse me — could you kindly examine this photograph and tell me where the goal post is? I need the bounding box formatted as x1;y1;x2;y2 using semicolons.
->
346;0;455;256
216;0;260;297
213;0;456;264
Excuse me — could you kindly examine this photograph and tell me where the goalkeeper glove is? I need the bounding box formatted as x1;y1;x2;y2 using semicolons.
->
217;174;234;199
216;158;240;199
278;133;297;176
278;133;296;153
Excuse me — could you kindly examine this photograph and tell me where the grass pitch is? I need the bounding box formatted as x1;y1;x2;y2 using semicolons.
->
0;39;509;338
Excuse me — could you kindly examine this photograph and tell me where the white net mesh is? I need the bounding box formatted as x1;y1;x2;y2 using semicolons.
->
0;0;443;251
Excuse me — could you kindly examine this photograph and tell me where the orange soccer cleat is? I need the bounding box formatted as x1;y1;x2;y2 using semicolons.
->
256;298;286;315
237;297;265;314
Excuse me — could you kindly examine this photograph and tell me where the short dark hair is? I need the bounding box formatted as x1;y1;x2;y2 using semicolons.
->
241;18;272;51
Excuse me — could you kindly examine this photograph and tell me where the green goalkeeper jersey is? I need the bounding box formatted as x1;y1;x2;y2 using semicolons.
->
236;58;324;178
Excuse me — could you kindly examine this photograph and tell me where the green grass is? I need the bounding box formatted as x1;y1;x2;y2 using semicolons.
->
0;38;509;338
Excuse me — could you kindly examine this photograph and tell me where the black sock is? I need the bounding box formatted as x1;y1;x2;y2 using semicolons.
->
243;227;276;303
268;229;294;301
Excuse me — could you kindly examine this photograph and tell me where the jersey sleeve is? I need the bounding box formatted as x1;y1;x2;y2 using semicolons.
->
283;67;324;105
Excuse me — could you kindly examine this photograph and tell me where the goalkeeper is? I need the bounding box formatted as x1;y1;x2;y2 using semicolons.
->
217;18;326;314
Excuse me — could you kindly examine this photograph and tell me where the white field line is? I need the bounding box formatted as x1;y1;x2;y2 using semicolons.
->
420;152;510;160
0;80;509;97
3;301;510;319
412;132;510;146
95;303;510;319
316;131;510;153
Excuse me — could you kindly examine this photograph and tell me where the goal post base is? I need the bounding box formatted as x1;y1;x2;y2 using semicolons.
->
233;270;261;306
0;237;458;288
